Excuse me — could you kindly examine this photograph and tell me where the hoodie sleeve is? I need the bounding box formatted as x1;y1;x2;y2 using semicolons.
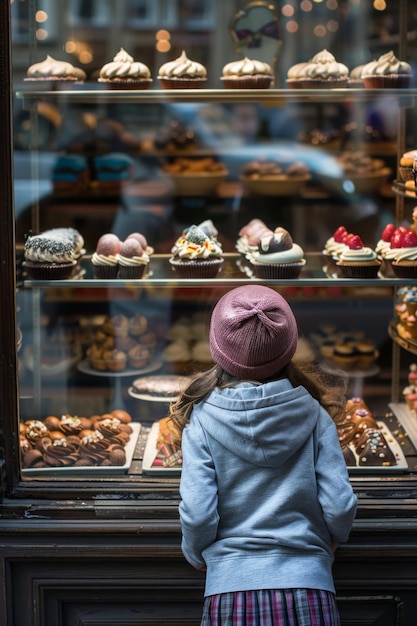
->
179;416;220;569
315;411;358;543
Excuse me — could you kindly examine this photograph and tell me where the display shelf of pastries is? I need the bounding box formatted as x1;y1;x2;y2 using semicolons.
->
392;179;417;200
388;322;417;356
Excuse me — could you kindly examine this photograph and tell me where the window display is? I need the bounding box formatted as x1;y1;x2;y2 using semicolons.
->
3;0;417;491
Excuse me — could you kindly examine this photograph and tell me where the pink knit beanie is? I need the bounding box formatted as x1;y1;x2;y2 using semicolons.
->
209;285;298;380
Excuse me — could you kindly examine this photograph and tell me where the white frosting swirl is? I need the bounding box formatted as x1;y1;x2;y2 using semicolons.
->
98;48;151;81
91;253;118;267
26;55;86;80
339;247;378;263
118;253;149;267
362;51;412;77
389;247;417;262
288;49;348;80
222;57;273;77
158;50;206;79
323;238;348;259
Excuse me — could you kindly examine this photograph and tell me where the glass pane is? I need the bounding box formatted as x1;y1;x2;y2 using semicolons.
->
9;0;417;484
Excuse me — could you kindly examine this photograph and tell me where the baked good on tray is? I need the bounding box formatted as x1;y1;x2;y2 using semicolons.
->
169;224;224;278
131;375;191;398
150;417;183;469
23;227;85;280
24;55;86;89
361;50;412;88
336;234;380;278
399;149;417;181
286;49;349;89
20;410;133;468
157;50;207;89
220;57;273;89
249;227;306;279
97;48;152;90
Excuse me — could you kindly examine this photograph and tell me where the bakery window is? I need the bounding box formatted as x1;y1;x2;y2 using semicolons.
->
4;0;417;498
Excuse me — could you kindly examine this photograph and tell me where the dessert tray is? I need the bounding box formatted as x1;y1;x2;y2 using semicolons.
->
346;420;408;473
22;422;141;477
128;374;192;402
240;173;311;196
142;421;182;476
77;357;163;378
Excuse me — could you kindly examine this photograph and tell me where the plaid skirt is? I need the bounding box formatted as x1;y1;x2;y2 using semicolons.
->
201;589;340;626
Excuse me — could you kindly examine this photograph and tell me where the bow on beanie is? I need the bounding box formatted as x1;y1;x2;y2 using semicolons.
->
209;285;298;380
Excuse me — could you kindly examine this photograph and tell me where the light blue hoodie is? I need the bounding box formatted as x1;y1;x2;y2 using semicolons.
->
179;378;357;597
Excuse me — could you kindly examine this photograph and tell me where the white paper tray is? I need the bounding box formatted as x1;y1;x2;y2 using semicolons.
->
347;420;408;472
22;422;141;477
142;421;182;476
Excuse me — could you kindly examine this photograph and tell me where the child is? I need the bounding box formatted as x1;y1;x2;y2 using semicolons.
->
172;285;357;626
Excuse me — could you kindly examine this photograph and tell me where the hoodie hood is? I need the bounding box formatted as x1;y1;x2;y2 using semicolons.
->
194;378;320;467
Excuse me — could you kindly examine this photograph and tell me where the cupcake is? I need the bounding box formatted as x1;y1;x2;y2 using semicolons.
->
250;228;306;279
221;57;273;89
127;345;152;369
388;229;417;278
91;233;121;279
97;48;152;89
399;150;417;182
362;50;412;88
286;49;349;89
336;234;381;278
331;342;358;370
23;228;84;280
169;224;224;278
118;237;149;279
157;50;207;89
162;339;192;374
24;55;86;89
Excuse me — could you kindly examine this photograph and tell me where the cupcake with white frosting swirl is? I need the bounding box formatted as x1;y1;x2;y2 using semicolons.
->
362;51;412;89
336;235;381;278
98;48;152;90
158;50;207;89
221;57;273;89
24;55;86;89
286;49;348;89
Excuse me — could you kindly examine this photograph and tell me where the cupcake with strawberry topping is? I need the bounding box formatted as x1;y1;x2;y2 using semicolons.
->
387;228;417;278
322;225;349;267
336;234;381;278
169;224;224;278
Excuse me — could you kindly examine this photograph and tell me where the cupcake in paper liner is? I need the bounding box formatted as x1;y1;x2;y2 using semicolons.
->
362;50;412;89
98;48;152;90
336;235;381;278
117;237;149;279
221;57;273;89
169;224;223;278
250;227;305;279
91;233;122;279
158;50;207;89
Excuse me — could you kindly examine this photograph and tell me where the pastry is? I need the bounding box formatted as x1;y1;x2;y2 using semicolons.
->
157;50;207;89
336;234;380;278
51;155;89;193
92;153;134;191
127;345;151;369
361;50;412;88
169;224;224;278
23;228;84;280
117;237;149;279
97;48;152;89
399;150;417;182
91;233;122;279
221;57;273;89
24;55;86;88
131;375;191;398
250;227;306;279
286;49;349;89
355;428;397;466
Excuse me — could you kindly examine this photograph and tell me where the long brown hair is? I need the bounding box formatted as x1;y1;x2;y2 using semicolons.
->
169;360;348;436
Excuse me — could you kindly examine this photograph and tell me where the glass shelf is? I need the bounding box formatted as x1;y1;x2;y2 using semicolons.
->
22;252;414;289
